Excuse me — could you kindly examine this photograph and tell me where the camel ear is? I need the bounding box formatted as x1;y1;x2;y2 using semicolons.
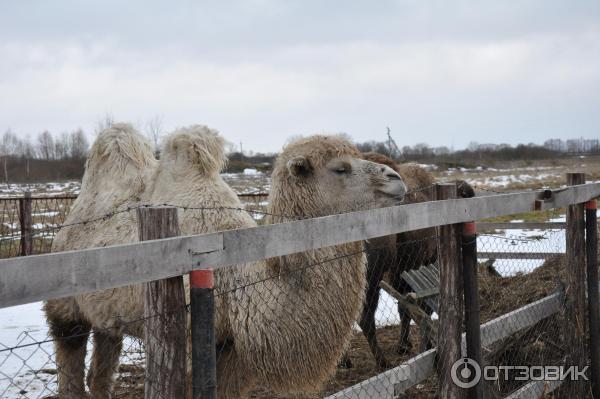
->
287;156;313;177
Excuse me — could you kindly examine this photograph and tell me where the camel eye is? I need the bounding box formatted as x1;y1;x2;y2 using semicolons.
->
334;166;350;175
331;161;351;175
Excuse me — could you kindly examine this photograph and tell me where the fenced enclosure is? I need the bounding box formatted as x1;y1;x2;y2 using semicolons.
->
0;193;268;259
0;176;598;398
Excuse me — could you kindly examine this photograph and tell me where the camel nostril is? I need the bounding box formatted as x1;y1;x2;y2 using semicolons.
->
386;173;401;180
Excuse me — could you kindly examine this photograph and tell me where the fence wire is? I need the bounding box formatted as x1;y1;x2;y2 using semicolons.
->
0;193;596;398
0;196;76;258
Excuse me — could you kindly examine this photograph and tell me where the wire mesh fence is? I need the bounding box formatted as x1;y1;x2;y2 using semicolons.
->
0;196;76;258
0;192;597;398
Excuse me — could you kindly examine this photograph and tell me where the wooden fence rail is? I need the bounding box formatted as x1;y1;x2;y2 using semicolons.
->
326;290;564;399
1;183;599;309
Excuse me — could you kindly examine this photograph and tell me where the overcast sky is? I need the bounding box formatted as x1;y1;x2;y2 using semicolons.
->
1;1;599;153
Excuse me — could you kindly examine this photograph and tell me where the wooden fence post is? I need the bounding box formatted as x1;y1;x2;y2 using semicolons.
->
564;172;589;397
18;191;32;256
137;207;187;399
462;221;483;399
436;183;464;399
586;199;600;399
190;269;217;399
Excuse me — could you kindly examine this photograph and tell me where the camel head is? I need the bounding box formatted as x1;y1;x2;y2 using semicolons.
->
270;135;407;219
160;125;227;176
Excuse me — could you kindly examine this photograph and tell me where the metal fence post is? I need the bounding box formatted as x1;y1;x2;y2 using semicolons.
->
564;172;589;397
462;221;483;399
436;183;464;399
137;207;187;399
18;191;32;256
190;269;217;399
586;199;600;399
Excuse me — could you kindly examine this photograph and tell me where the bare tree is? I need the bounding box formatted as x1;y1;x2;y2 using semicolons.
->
20;135;35;159
144;115;164;157
69;128;89;160
37;130;55;160
0;129;19;186
54;132;70;159
224;140;238;154
94;112;114;136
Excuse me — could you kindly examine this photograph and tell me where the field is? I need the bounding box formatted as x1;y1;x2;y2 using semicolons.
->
0;156;598;398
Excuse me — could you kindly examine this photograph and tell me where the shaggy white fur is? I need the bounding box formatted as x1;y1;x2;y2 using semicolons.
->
46;128;407;399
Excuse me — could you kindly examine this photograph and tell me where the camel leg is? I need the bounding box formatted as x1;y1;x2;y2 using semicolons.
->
418;305;434;353
49;317;91;399
359;282;389;368
87;330;123;399
391;274;413;354
397;310;413;354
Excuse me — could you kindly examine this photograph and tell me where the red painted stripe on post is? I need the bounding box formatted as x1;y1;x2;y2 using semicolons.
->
463;221;476;235
190;269;214;289
587;200;598;210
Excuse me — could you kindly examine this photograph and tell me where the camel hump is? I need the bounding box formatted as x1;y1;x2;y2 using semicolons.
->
86;123;156;178
161;125;227;174
76;123;156;217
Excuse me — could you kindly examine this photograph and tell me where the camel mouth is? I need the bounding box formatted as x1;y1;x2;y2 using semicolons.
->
377;180;407;200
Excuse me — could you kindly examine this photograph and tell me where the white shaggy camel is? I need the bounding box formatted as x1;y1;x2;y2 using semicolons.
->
45;124;252;398
46;128;407;398
45;123;158;398
215;135;407;398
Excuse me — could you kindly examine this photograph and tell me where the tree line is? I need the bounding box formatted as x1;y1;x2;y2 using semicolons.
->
2;121;598;184
0;129;90;184
1;129;90;161
0;114;164;184
356;139;600;166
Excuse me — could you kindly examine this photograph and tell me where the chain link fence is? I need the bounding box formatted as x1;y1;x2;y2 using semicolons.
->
0;196;76;258
0;193;597;398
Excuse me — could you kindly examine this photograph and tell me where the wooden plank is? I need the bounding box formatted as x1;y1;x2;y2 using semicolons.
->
0;233;223;308
195;183;600;269
326;290;564;398
324;349;437;399
478;252;562;260
414;287;439;300
541;182;600;210
1;183;599;309
503;379;563;399
409;270;433;291
479;291;562;348
420;266;439;286
477;222;566;230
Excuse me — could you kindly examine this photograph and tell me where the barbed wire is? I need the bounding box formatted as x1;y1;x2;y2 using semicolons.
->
0;184;445;244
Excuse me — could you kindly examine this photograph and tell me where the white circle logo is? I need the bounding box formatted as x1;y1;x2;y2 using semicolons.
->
451;358;481;388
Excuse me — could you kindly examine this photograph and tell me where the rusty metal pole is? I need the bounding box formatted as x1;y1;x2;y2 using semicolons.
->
190;269;217;399
586;200;600;399
462;221;483;399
